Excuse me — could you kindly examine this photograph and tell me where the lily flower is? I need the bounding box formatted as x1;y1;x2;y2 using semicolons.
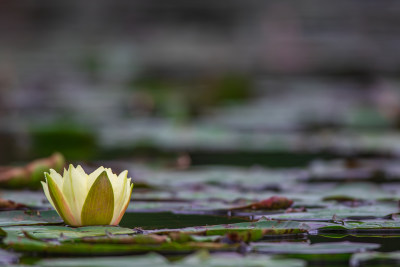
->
42;165;133;227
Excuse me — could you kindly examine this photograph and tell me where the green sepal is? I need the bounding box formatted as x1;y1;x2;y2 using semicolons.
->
81;171;114;225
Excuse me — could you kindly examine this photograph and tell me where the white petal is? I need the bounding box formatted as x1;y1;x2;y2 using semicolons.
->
106;168;125;207
72;165;88;210
110;182;132;225
111;177;132;224
41;180;56;210
126;178;132;200
88;166;105;189
62;165;86;225
63;168;68;178
76;165;87;177
49;169;63;188
106;168;118;181
114;171;127;198
111;172;128;221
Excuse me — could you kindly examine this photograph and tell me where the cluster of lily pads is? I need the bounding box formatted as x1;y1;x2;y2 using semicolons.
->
1;154;400;266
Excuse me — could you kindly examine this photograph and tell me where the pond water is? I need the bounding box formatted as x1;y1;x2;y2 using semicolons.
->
119;211;250;230
3;82;400;266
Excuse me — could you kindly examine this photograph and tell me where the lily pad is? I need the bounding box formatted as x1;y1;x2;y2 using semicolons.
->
0;210;62;227
1;225;136;240
267;203;399;221
3;234;237;255
0;190;51;208
36;253;168;267
351;251;400;267
318;220;400;233
320;183;396;201
252;241;380;261
154;218;309;241
36;251;306;267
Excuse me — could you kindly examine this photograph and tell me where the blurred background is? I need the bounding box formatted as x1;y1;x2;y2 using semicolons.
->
2;0;400;167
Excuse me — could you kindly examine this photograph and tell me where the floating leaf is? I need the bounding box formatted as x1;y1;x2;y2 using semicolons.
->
3;234;236;255
252;241;380;261
230;196;293;210
2;225;136;240
318;220;400;233
154;218;309;241
0;210;62;227
268;203;399;221
36;251;305;267
351;251;400;267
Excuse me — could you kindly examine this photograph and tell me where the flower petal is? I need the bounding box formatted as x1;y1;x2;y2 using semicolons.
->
49;169;63;188
45;173;78;226
111;171;127;212
110;178;127;223
61;164;88;225
41;180;55;209
81;171;114;225
88;166;105;188
76;165;87;177
110;184;133;225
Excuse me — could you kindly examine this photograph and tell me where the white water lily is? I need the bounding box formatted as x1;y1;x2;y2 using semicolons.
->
42;165;133;227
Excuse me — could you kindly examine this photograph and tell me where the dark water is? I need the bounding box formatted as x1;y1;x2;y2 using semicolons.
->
119;211;250;230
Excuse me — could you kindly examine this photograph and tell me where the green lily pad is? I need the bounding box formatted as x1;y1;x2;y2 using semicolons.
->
350;251;400;266
178;251;306;267
320;183;395;201
252;241;380;261
154;218;309;241
0;210;62;227
1;225;136;240
141;167;298;190
3;234;236;255
318;220;400;233
0;190;50;208
267;203;399;221
36;253;168;267
36;251;305;267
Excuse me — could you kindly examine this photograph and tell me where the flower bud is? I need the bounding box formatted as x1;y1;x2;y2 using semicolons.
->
42;165;133;226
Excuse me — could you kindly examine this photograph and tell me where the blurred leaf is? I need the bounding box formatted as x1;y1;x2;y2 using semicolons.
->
0;248;19;265
268;202;399;221
351;251;400;267
0;210;62;227
0;153;65;189
155;218;309;240
0;198;26;211
230;196;293;211
318;220;400;233
36;251;305;267
31;123;96;160
252;241;380;261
